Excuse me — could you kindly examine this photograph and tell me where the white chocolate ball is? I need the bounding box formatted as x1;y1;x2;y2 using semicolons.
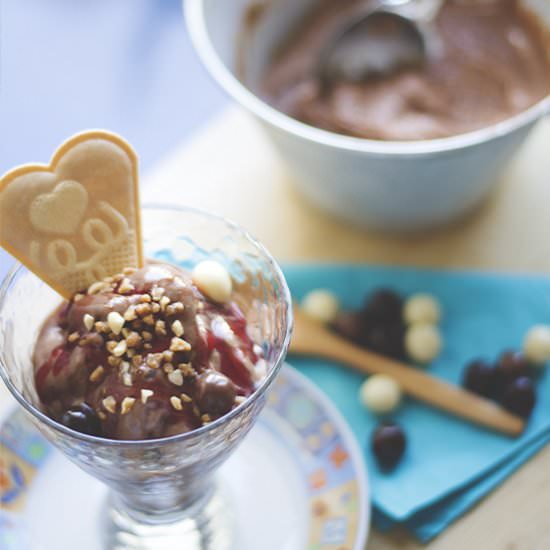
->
523;325;550;365
301;289;340;324
405;323;442;364
403;293;441;325
359;375;402;414
192;260;232;303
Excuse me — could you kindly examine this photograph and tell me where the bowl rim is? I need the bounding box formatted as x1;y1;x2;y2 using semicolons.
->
184;0;550;158
0;204;294;447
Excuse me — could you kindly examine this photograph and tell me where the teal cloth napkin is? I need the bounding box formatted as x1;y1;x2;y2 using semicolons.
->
284;264;550;542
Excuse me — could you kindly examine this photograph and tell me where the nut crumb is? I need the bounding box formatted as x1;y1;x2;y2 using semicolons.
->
170;337;191;352
121;397;136;415
107;312;125;335
171;320;184;337
124;307;137;322
112;340;127;357
118;278;135;294
88;281;108;295
89;365;105;382
151;286;165;301
102;396;117;414
170;396;183;410
168;369;183;386
201;414;212;424
141;389;154;404
155;319;167;336
180;393;192;403
143;314;155;326
68;332;80;343
83;314;95;331
160;296;170;310
108;355;122;367
139;294;152;303
166;302;184;316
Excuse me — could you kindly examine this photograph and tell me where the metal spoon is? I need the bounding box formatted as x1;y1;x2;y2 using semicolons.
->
319;0;445;84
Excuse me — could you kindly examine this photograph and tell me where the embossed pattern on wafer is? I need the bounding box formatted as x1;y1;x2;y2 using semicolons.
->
0;131;143;298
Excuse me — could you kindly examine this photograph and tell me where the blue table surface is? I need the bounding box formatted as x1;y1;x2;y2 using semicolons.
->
1;0;228;277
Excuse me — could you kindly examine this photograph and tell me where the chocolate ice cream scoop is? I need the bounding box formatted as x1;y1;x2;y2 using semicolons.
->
33;262;263;440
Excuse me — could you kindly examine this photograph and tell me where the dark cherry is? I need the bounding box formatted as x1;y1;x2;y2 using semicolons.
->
362;323;406;360
463;359;496;398
495;351;529;382
61;402;102;436
494;351;530;398
363;289;403;324
332;310;364;343
501;377;536;418
371;422;407;470
196;371;237;417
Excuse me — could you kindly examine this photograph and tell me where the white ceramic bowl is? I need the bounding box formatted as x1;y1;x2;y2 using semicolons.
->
186;0;550;231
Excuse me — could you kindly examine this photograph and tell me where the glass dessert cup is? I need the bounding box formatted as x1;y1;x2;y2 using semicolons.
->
0;205;293;550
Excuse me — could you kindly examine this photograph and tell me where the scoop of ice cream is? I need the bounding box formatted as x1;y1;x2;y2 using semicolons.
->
33;262;261;440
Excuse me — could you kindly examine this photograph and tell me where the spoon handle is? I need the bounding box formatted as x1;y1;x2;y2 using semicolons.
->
290;310;525;436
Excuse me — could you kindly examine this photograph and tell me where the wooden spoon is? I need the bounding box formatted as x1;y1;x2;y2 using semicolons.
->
290;307;525;437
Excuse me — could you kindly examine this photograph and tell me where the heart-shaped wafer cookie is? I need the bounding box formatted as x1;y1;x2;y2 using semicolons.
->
0;131;144;298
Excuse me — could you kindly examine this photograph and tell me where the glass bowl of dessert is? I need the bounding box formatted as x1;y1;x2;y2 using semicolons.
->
0;205;293;550
186;0;550;230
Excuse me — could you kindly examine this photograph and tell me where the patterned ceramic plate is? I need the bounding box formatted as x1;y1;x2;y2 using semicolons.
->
0;365;369;550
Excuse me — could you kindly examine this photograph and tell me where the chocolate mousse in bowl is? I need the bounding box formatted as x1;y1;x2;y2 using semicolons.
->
187;0;550;230
0;206;292;549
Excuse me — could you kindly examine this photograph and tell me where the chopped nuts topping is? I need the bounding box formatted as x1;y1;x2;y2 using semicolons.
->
123;267;136;276
168;369;183;386
155;319;167;336
180;393;192;403
171;320;184;337
170;396;183;411
123;306;138;322
146;353;162;369
89;365;105;382
132;354;143;367
179;363;196;378
94;321;109;334
235;396;246;405
162;350;174;363
112;340;127;357
121;397;136;415
135;303;152;317
139;294;152;303
98;411;107;421
68;332;80;343
83;314;95;331
73;293;85;303
163;363;174;374
166;302;184;316
151;302;161;313
102;396;117;414
108;355;122;367
142;314;155;326
122;373;133;387
151;286;165;301
201;414;212;424
126;331;142;348
141;389;154;404
170;337;191;352
118;278;135;294
160;296;170;310
107;311;125;335
88;281;109;295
